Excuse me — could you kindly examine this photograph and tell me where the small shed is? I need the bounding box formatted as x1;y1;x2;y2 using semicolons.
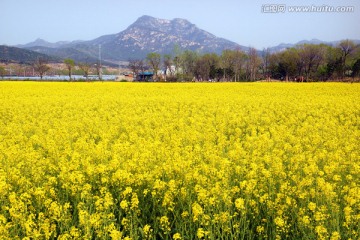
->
136;72;154;81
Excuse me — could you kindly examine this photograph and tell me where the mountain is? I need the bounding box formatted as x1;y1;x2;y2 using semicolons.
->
0;45;60;64
84;15;248;60
26;46;102;64
16;38;83;48
14;16;360;63
296;38;326;45
19;15;247;62
268;39;360;52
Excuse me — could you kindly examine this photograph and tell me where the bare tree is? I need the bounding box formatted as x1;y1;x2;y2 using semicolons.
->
128;59;142;80
146;52;161;80
248;48;261;81
13;65;24;77
232;50;247;82
78;62;91;81
33;58;50;80
262;48;271;81
338;40;357;78
0;65;6;79
295;50;305;80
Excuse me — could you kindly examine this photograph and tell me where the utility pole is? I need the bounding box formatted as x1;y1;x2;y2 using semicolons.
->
99;44;102;80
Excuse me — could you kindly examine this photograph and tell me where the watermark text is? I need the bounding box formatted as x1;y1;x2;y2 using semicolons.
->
262;4;355;13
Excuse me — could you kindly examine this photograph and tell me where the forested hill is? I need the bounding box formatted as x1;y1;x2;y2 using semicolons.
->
0;45;60;64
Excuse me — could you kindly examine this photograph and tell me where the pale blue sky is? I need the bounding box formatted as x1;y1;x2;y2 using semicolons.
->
1;0;359;49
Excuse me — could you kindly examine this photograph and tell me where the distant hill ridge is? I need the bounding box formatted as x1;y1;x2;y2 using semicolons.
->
15;38;83;49
5;15;360;64
0;45;60;64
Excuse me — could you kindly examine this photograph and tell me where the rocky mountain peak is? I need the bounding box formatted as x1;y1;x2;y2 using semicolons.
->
17;15;247;61
130;15;170;30
172;18;192;26
108;16;244;59
128;15;196;33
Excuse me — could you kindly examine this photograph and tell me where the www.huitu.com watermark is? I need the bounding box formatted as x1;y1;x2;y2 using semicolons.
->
261;4;355;13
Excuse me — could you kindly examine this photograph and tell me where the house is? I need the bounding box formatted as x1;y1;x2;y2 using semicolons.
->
136;71;154;81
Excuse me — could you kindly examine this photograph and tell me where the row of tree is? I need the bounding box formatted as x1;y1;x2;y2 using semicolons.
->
0;58;104;80
129;40;360;82
55;58;102;81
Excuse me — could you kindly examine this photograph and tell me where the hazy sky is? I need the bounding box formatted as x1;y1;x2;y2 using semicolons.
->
1;0;359;49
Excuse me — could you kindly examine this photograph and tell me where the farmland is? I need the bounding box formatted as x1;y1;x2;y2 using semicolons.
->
0;82;359;239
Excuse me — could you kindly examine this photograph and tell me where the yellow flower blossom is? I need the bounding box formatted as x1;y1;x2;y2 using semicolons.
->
308;202;316;212
235;198;245;211
142;224;153;239
330;231;340;240
0;82;359;239
173;233;182;240
197;228;206;239
159;216;171;234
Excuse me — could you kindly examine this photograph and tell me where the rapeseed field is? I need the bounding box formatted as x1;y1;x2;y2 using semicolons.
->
0;82;359;239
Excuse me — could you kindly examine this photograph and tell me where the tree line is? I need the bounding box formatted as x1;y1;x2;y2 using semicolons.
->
45;58;103;81
2;40;359;82
0;58;106;80
129;40;360;82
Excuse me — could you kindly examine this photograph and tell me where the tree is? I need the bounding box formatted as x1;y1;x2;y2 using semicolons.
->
128;59;141;80
146;52;161;80
317;46;342;81
231;50;247;82
0;65;6;79
194;53;219;81
195;55;211;81
261;48;271;81
172;44;183;75
352;58;360;82
138;60;147;81
278;48;297;81
78;62;91;81
269;48;299;81
338;40;357;78
268;51;280;79
248;48;261;81
94;62;102;80
181;50;198;80
173;56;181;75
298;44;325;81
206;53;220;81
33;58;50;80
14;65;24;77
64;58;75;81
219;50;233;81
163;54;173;77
